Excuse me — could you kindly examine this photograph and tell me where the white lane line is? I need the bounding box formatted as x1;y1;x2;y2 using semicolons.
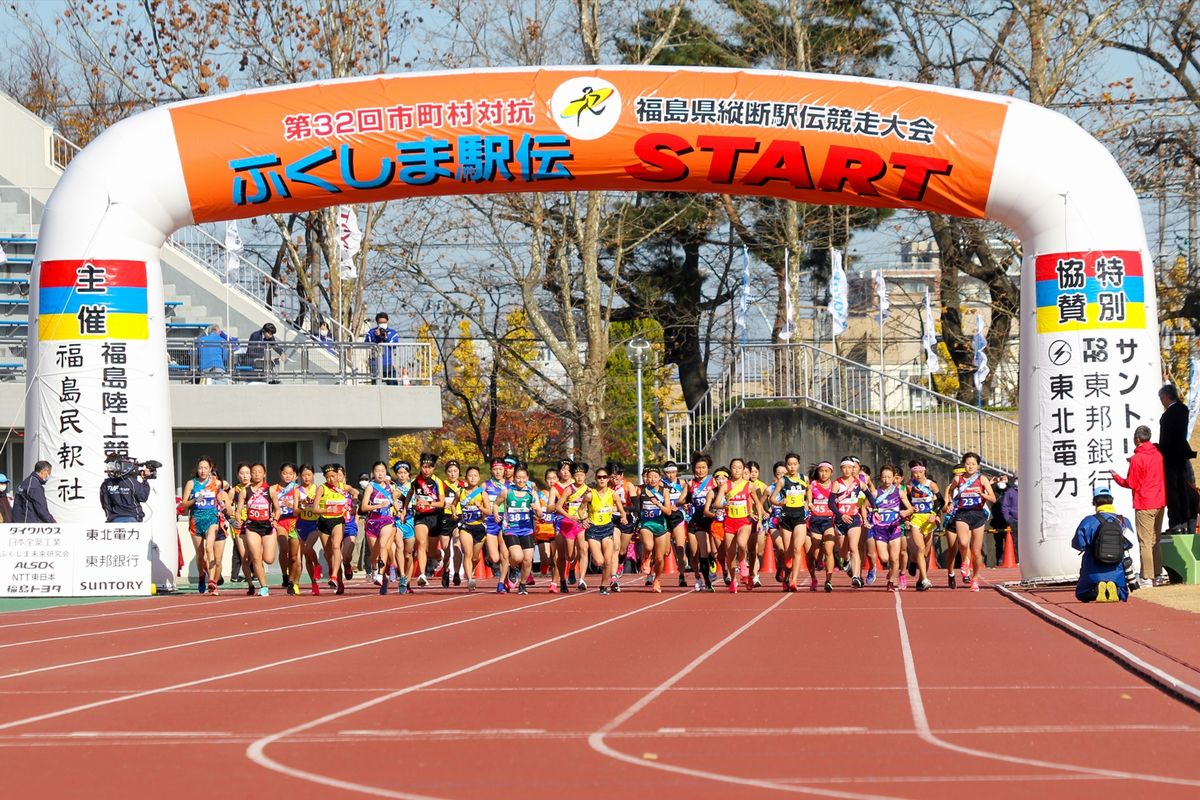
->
244;592;687;800
0;598;238;630
587;594;904;800
0;588;596;732
0;600;327;650
893;591;1200;787
0;594;413;681
995;584;1200;706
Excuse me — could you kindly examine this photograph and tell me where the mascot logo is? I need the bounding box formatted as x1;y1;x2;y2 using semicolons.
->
550;77;621;140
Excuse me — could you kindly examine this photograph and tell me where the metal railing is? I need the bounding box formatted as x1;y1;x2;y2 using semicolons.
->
0;338;432;386
50;132;79;172
665;342;1019;473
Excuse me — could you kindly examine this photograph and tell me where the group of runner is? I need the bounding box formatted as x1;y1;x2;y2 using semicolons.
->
180;449;998;596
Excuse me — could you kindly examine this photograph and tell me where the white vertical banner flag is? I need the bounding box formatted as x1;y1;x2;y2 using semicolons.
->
922;289;939;373
223;220;242;283
779;248;795;340
828;248;848;337
736;245;750;342
337;206;362;280
1188;356;1200;438
0;241;7;265
874;270;889;321
973;313;990;396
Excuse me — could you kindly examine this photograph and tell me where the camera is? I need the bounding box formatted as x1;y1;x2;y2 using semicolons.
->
104;455;162;480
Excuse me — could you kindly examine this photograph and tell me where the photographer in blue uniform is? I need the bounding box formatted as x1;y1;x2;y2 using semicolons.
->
1072;485;1138;603
99;453;157;523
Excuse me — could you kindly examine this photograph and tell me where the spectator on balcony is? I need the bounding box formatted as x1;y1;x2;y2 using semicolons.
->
315;320;335;354
364;312;400;385
195;324;229;384
246;322;285;382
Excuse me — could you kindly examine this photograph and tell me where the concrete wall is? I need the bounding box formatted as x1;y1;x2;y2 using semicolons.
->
708;406;962;479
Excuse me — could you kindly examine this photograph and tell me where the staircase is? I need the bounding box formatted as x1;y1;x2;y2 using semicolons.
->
665;343;1019;474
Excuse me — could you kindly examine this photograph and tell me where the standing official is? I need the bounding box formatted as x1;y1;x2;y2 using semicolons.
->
1157;384;1196;534
12;461;55;523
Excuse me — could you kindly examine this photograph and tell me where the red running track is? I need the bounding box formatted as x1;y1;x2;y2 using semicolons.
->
0;574;1198;800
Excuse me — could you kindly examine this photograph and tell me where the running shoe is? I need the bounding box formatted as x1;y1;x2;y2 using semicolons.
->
387;567;397;582
866;568;877;586
417;574;429;588
615;565;625;579
527;575;536;586
257;586;270;597
851;576;863;589
468;578;477;593
397;578;408;595
886;581;895;592
548;582;560;594
518;583;529;595
344;564;354;581
218;577;225;587
752;575;762;589
327;579;337;591
599;586;610;596
282;578;291;593
728;579;738;594
708;561;718;580
948;574;957;590
810;578;819;592
704;583;715;593
612;581;622;593
723;574;731;587
916;579;932;592
453;573;461;586
335;579;345;595
315;564;323;581
651;579;662;594
578;579;588;592
694;579;704;592
644;572;655;587
898;575;908;590
776;568;786;584
371;571;382;586
739;560;749;578
442;571;450;588
506;578;518;592
678;575;688;588
970;578;980;593
824;580;833;593
198;580;208;594
380;575;390;595
496;581;507;594
560;579;568;594
568;569;577;586
290;582;301;596
961;559;971;582
208;581;218;596
310;582;319;596
781;580;790;593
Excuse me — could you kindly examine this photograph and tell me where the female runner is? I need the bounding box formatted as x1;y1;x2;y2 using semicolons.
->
636;465;674;593
334;466;360;586
391;461;415;593
483;458;510;587
942;465;966;587
687;454;717;592
949;453;996;592
545;460;574;588
905;460;938;591
662;461;690;588
296;465;324;594
234;463;278;597
720;458;761;593
611;463;637;582
556;462;591;592
458;466;491;592
407;453;446;588
831;459;869;588
313;464;349;594
773;454;808;592
805;461;837;591
578;466;626;595
537;467;562;590
869;465;913;591
745;461;770;588
361;461;399;594
703;465;730;590
182;456;226;595
272;463;302;595
438;460;464;588
495;464;544;594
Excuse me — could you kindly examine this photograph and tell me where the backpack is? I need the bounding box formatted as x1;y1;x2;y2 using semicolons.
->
1092;513;1125;565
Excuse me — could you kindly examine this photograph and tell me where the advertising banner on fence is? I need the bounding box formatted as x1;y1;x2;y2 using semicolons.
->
0;523;152;597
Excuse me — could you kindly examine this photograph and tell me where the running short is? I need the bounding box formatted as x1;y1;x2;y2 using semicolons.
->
462;522;487;544
666;511;685;530
617;517;637;536
779;513;806;531
909;513;936;537
558;517;583;541
316;516;343;535
535;521;557;543
834;515;863;536
688;515;711;535
191;510;221;537
413;512;440;531
503;532;534;550
343;518;358;538
710;521;725;538
586;522;614;541
640;518;669;537
872;524;903;543
438;515;458;538
275;517;298;539
399;518;415;540
954;508;989;530
243;519;273;537
365;515;395;538
724;517;751;535
297;518;318;539
808;516;834;536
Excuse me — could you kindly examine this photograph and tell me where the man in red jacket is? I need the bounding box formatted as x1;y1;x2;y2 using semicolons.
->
1112;425;1167;585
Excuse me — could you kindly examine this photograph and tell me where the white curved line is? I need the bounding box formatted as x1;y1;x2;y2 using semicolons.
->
244;591;687;799
893;591;1200;787
586;594;904;800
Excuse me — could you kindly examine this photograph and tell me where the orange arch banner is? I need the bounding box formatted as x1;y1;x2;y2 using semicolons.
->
170;69;1008;223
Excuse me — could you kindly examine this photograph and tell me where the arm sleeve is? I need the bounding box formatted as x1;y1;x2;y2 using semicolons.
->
1071;518;1091;552
99;483;112;516
134;479;151;503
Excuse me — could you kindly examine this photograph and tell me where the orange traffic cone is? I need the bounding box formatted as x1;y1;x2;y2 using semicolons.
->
762;539;777;575
1001;528;1018;568
927;543;938;573
474;559;492;579
663;546;678;575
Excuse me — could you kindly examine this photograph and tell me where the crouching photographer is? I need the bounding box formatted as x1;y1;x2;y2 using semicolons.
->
100;454;161;523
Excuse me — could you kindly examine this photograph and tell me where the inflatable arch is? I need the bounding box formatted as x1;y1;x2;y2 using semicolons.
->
28;67;1159;585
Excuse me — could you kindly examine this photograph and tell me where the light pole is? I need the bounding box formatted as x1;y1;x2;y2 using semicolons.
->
627;336;651;479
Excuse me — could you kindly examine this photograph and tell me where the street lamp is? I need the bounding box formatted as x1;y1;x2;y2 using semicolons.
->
626;336;652;479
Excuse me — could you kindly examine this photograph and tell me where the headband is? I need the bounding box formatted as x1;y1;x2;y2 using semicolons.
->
840;459;856;467
817;461;834;470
